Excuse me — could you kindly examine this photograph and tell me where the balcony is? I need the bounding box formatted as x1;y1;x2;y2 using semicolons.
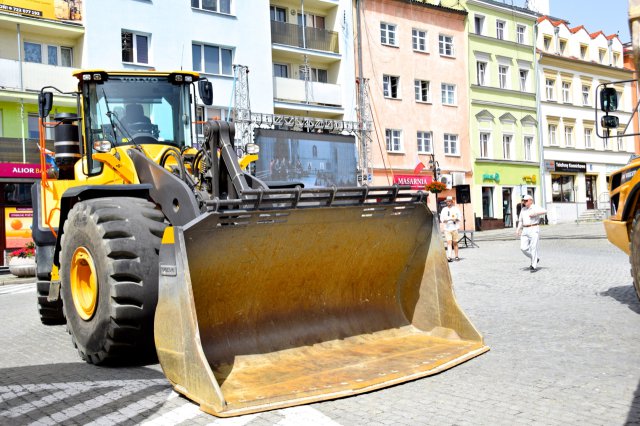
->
0;58;77;93
273;77;342;107
271;21;339;54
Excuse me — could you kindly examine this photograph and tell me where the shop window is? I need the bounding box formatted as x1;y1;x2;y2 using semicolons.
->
3;183;32;205
551;175;574;202
482;186;494;218
28;114;39;139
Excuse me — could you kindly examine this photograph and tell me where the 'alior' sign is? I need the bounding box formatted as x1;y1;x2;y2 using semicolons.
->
0;163;43;179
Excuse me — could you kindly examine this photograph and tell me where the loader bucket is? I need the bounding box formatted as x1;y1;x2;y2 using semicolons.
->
155;196;488;417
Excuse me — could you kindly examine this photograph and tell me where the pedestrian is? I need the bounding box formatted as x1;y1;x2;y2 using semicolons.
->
516;194;547;272
440;196;461;262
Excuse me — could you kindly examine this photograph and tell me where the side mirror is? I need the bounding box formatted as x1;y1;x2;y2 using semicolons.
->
38;92;53;118
198;81;213;106
600;87;618;112
601;115;620;129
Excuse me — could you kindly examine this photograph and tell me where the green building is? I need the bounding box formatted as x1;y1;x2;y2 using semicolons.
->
462;0;539;229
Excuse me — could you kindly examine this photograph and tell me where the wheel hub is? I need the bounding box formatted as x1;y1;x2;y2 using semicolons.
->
70;247;98;320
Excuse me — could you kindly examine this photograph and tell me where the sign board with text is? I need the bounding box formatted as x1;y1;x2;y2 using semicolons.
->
5;207;33;249
393;174;433;190
0;1;83;23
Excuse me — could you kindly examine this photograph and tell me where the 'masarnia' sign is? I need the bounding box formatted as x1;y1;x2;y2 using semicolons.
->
0;163;43;179
393;174;433;189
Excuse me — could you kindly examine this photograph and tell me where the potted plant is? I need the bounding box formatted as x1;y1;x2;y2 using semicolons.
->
8;242;36;277
425;181;447;194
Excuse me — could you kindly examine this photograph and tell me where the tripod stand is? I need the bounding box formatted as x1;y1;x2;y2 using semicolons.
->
458;203;479;248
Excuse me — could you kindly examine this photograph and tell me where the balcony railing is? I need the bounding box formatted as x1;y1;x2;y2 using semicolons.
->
0;58;77;93
273;77;342;107
271;21;339;54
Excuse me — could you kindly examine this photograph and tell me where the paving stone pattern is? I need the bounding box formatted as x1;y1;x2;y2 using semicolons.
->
0;222;639;425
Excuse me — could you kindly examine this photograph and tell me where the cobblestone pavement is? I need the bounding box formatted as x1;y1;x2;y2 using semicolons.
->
1;222;639;425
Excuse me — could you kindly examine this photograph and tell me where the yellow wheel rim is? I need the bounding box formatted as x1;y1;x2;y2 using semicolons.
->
70;247;98;321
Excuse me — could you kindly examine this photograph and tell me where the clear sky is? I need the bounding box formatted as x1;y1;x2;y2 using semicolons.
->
515;0;630;43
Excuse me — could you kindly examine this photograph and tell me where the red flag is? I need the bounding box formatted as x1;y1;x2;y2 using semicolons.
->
413;161;425;174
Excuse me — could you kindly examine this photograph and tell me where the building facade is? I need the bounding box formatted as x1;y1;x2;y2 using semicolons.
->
358;0;470;217
537;16;634;224
463;0;540;230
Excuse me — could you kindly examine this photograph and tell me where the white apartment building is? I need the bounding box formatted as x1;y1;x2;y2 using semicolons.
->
537;16;634;224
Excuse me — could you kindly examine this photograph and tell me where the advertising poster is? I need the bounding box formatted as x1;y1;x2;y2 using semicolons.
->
0;0;83;23
5;207;33;249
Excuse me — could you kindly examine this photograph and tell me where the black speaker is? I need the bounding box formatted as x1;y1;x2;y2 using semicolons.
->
455;184;471;204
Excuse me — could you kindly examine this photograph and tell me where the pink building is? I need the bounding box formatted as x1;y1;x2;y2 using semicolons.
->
357;0;471;216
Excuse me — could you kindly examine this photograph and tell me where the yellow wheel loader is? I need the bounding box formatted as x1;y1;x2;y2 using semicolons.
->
33;70;487;416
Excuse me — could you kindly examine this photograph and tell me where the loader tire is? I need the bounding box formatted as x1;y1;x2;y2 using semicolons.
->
37;278;65;325
631;211;640;302
59;197;167;365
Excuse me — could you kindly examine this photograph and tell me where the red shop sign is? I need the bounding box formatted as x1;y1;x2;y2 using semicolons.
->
393;174;433;190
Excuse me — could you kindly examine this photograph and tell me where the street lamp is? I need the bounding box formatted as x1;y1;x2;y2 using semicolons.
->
428;153;441;181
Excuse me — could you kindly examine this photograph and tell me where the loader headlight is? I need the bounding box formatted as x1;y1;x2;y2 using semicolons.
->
93;140;113;153
246;143;259;155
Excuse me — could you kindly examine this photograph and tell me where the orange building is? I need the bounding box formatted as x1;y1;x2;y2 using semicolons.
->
623;42;640;154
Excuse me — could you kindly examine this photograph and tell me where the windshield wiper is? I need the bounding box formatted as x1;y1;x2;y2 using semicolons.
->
102;89;136;145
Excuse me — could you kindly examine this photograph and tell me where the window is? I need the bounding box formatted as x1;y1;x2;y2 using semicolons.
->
439;35;454;56
564;126;573;146
385;129;401;152
524;136;533;161
300;66;328;83
192;43;233;75
195;106;205;136
474;15;485;35
24;42;72;66
122;30;149;64
618;131;625;151
551;175;574;202
580;44;588;59
502;134;512;159
519;69;528;91
28;114;39;139
192;0;231;14
498;66;508;89
599;48;606;63
604;136;609;150
297;13;325;29
562;82;571;103
417;131;432;153
444;134;459;155
496;20;505;40
380;23;397;46
383;75;399;99
585;128;593;148
613;52;620;66
482;187;494;218
412;29;427;52
545;78;555;100
414;80;430;102
582;85;590;105
270;5;286;22
479;132;490;158
477;61;487;86
441;83;456;105
273;63;289;78
516;25;526;44
548;124;557;145
543;36;552;50
559;39;567;54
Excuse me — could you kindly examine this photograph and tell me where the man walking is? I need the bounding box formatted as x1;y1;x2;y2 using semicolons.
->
440;196;461;262
516;194;547;272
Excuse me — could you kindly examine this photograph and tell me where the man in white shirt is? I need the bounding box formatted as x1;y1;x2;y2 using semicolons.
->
516;194;547;272
440;196;462;262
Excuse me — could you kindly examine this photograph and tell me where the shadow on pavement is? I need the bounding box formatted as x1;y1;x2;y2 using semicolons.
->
628;381;640;424
0;363;172;424
599;285;640;314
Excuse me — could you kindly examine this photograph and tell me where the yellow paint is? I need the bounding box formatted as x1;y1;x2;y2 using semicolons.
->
161;227;175;245
70;247;98;321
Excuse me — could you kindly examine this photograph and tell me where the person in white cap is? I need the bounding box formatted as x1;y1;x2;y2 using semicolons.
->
440;196;462;261
516;194;547;272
